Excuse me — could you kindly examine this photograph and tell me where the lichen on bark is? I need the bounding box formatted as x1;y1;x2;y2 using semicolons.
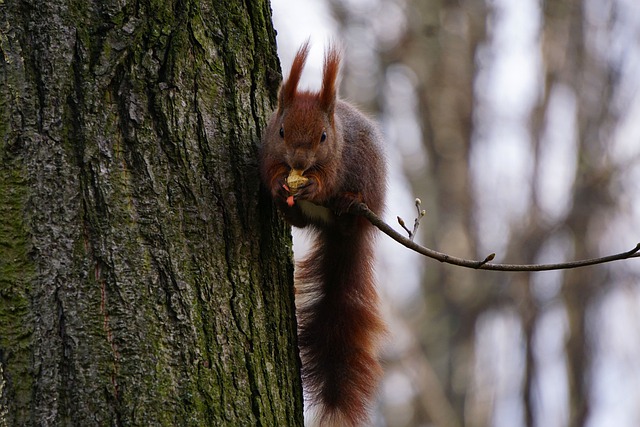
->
0;0;301;425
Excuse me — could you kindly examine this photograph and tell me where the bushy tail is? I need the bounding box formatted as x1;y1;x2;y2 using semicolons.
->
296;219;385;426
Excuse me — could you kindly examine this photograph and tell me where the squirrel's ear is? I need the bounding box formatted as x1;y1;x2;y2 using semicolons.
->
320;43;340;116
278;41;310;112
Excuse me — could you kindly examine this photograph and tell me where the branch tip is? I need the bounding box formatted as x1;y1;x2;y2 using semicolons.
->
397;216;412;237
475;253;495;268
350;200;639;272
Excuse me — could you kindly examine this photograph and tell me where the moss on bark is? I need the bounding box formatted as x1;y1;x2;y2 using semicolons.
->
0;0;301;425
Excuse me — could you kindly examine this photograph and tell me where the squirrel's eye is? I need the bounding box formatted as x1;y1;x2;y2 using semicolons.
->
320;131;327;142
279;126;284;138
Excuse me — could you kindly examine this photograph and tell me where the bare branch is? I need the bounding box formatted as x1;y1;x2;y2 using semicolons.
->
352;202;640;272
397;198;426;241
397;216;412;237
411;198;426;242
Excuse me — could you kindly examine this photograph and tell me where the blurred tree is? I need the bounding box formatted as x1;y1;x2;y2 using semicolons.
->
329;0;640;426
534;1;617;425
394;2;492;425
0;0;303;425
385;1;502;426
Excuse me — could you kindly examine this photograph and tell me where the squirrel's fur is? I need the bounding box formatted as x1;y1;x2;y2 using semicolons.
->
260;42;387;426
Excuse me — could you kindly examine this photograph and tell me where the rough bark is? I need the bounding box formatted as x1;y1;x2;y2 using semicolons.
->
0;0;303;425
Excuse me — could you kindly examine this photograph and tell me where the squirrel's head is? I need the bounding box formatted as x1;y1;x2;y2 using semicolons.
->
274;42;342;172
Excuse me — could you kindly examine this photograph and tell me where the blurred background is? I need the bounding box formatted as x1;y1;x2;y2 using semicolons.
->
270;0;640;426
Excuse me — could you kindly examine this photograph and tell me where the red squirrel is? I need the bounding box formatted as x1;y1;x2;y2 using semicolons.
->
260;42;387;426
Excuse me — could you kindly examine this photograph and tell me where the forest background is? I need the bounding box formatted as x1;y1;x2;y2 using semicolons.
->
272;0;640;426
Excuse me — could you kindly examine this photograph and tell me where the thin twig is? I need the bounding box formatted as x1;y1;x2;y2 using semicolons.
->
397;198;426;241
411;198;425;241
397;216;412;237
352;202;640;272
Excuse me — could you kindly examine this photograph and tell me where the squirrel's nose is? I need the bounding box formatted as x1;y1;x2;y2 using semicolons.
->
288;149;310;171
290;160;306;170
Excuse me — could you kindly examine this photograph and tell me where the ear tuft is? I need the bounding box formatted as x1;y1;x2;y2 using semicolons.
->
278;40;311;111
320;43;341;115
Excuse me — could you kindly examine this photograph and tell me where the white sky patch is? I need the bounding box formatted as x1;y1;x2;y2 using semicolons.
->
270;0;337;90
378;63;425;307
536;83;578;222
471;0;542;254
532;305;570;427
588;287;640;427
474;309;526;427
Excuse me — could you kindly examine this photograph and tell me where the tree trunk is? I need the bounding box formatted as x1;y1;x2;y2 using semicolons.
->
0;0;303;425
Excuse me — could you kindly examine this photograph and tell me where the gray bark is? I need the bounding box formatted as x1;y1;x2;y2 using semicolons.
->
0;0;303;425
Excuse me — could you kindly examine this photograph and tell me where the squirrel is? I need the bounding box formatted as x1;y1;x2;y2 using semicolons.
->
260;41;387;426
